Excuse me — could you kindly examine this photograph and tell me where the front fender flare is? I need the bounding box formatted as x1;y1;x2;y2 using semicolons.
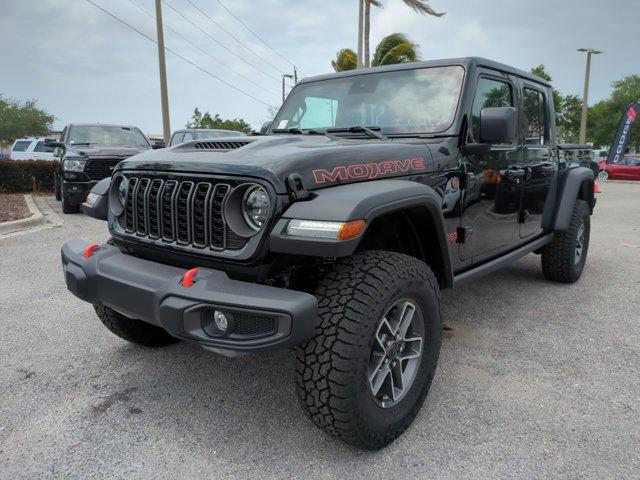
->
269;179;453;286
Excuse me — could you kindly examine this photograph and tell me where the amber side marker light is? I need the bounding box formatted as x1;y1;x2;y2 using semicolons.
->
338;220;366;240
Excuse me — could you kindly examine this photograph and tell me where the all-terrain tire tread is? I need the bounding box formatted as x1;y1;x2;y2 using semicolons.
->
295;250;441;449
541;199;590;283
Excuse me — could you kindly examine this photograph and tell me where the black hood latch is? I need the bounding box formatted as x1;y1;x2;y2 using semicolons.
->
286;173;310;202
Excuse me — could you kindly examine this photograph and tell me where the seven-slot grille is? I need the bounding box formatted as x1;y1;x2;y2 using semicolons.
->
122;177;232;250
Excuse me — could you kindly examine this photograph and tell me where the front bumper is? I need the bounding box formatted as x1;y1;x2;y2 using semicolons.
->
61;239;318;356
62;179;97;206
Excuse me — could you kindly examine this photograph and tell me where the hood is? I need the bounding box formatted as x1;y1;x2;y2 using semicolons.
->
67;145;149;159
117;135;436;194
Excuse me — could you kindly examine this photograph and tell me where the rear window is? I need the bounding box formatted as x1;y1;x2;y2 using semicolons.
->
12;141;32;152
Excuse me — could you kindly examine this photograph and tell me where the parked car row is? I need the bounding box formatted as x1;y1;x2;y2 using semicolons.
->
15;125;246;214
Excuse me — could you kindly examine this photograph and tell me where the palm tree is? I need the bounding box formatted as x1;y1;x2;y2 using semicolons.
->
371;33;419;66
332;48;358;72
362;0;444;67
332;33;419;71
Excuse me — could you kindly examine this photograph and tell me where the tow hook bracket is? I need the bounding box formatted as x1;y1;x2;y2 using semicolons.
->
182;267;199;287
83;243;100;258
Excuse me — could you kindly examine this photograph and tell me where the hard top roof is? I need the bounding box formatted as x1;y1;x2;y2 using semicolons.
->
299;57;551;88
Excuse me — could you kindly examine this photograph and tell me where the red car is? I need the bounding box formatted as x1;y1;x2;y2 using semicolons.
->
599;155;640;180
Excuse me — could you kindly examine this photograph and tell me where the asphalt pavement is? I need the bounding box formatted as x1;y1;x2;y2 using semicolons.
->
1;182;639;479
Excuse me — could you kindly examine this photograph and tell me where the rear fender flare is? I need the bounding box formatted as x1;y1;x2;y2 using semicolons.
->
542;166;594;232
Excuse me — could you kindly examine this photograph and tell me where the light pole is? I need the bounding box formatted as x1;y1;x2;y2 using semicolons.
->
282;74;294;103
357;0;364;68
155;0;171;145
577;48;603;144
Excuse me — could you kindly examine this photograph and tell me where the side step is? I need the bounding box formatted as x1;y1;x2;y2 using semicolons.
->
453;234;553;287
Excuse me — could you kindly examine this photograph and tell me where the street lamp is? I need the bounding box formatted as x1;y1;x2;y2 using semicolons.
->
577;48;603;144
282;74;294;104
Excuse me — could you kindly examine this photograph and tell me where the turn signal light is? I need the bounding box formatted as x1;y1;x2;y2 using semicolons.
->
338;220;366;240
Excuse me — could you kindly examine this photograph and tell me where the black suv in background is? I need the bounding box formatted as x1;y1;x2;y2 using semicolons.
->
168;128;246;147
48;124;152;213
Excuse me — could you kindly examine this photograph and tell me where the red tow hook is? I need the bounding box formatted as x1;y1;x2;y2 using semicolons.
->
83;243;100;258
182;267;199;287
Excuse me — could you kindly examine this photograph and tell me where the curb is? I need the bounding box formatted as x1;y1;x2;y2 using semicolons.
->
0;195;47;235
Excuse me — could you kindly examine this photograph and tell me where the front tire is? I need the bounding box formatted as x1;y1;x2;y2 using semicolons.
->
54;174;62;201
541;199;590;283
61;186;79;214
295;251;442;450
94;305;178;347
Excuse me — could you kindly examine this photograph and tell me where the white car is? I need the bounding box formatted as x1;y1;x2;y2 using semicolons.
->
9;137;56;161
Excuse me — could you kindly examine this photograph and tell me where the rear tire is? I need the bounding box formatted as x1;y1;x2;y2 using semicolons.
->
597;170;609;181
94;305;178;347
541;199;590;283
295;251;442;450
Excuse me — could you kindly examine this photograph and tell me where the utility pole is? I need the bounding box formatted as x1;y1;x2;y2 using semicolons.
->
577;48;603;144
357;0;364;68
155;0;171;145
282;74;293;103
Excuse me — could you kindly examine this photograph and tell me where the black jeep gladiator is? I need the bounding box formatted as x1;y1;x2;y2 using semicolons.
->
47;124;152;214
62;57;595;450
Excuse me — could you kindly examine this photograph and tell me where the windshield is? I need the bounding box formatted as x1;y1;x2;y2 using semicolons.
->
272;66;464;135
68;126;150;148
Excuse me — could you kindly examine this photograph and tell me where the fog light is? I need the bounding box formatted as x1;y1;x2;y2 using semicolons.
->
213;311;228;333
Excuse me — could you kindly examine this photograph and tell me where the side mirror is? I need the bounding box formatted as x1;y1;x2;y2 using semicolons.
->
260;121;272;134
479;107;517;144
81;177;110;221
152;140;165;149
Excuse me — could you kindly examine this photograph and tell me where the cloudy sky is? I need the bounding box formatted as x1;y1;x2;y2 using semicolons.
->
1;0;637;133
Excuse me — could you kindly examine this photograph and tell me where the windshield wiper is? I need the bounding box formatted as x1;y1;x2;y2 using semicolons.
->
326;126;389;141
70;142;93;146
272;127;304;134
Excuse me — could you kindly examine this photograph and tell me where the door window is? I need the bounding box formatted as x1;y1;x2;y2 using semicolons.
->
34;141;54;153
470;77;513;144
182;132;194;142
523;88;547;146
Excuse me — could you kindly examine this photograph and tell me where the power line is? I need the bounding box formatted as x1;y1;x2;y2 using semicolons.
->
125;0;279;98
214;0;301;74
161;0;281;83
82;0;275;108
183;0;285;76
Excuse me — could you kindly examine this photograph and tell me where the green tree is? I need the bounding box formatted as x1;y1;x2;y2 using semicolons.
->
556;94;583;144
186;108;252;133
332;33;420;71
587;75;640;150
0;95;55;146
363;0;443;67
371;33;419;66
331;48;357;72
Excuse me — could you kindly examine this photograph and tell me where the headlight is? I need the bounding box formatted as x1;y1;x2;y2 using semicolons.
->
242;185;270;230
117;177;128;206
63;158;86;171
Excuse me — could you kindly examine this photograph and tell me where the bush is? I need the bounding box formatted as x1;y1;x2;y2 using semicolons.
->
0;160;56;193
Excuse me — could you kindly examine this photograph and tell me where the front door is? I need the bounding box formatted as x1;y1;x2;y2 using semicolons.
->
519;84;556;238
459;72;521;261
